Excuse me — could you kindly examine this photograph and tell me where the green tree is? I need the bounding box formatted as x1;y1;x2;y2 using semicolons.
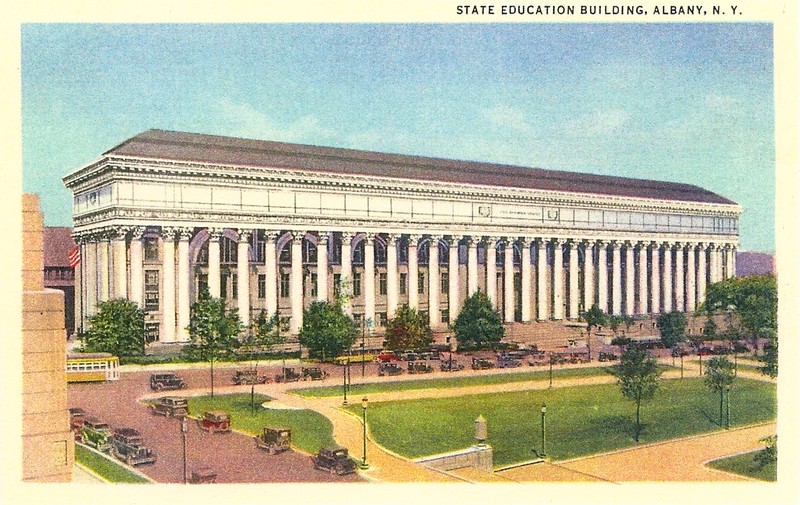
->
242;310;283;412
83;299;145;357
609;348;663;442
657;311;688;350
184;288;244;397
703;275;777;356
384;305;433;351
704;356;736;427
298;301;358;361
759;336;778;378
753;435;777;468
451;291;504;350
580;304;608;362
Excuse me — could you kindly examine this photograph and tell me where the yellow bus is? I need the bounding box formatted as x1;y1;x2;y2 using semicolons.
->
66;353;120;382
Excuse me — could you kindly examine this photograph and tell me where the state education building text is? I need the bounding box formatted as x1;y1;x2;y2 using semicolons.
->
63;130;741;344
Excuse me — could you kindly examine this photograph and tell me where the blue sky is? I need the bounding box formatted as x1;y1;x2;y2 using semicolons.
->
21;23;774;251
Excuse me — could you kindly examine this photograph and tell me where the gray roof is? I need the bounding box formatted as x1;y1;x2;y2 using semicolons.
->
104;129;736;205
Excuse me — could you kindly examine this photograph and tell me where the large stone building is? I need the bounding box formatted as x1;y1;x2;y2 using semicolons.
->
63;130;741;344
43;227;77;336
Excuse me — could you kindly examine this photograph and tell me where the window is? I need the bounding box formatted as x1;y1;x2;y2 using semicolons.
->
311;273;318;297
144;237;159;262
441;309;449;324
354;313;364;328
221;236;238;264
198;274;208;295
441;272;449;294
279;244;291;265
145;322;160;343
232;273;238;298
399;273;407;295
379;272;387;295
353;241;365;265
378;312;388;327
333;274;341;297
258;274;266;298
353;273;362;297
303;240;317;264
280;273;290;298
418;273;425;294
144;270;159;310
220;274;228;299
375;241;387;264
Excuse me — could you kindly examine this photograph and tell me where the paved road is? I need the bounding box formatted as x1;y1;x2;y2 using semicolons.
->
68;367;362;483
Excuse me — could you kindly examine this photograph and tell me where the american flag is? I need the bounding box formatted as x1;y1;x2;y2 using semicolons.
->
68;245;80;268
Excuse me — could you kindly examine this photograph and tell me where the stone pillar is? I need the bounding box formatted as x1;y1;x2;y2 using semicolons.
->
503;237;515;323
129;227;144;308
177;228;191;342
568;240;579;320
521;238;532;322
449;236;461;322
112;228;128;299
709;244;719;284
264;231;279;316
650;243;661;314
674;243;685;312
552;239;564;320
624;243;635;316
207;228;222;298
428;236;441;328
407;234;420;310
290;232;304;334
98;232;110;303
597;241;608;313
611;241;622;315
715;245;725;282
364;235;376;326
86;236;98;314
583;241;594;312
486;237;498;309
237;229;251;326
730;245;737;278
637;242;648;314
386;234;398;318
467;237;478;296
697;243;707;307
536;239;547;320
686;244;696;313
74;235;85;331
662;242;673;313
161;228;176;343
340;232;353;315
317;233;329;302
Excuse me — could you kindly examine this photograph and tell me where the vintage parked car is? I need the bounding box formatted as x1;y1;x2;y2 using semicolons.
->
311;446;357;476
496;355;522;368
189;466;217;484
598;352;619;362
149;396;188;418
440;359;465;372
275;367;302;383
527;351;549;366
399;350;420;361
81;417;112;452
301;367;328;381
150;373;186;391
69;407;86;441
670;348;690;358
471;357;495;370
109;428;157;466
407;361;434;374
232;369;270;385
254;426;291;454
378;362;404;376
376;350;399;363
197;410;231;433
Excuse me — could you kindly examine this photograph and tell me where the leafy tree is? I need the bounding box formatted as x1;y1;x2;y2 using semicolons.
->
384;305;433;351
753;435;777;468
451;291;504;350
703;275;777;356
704;356;736;427
580;304;608;362
657;311;688;350
759;336;778;378
609;348;663;442
84;299;146;357
184;288;244;397
298;301;358;361
242;310;283;412
702;317;718;342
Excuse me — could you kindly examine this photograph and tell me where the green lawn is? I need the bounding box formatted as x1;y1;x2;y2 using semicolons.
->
292;366;618;398
347;377;776;468
186;394;335;454
707;451;777;481
75;444;150;483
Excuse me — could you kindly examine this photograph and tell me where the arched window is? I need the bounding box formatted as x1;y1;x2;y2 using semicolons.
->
220;236;238;264
353;240;365;266
418;241;429;265
375;240;387;265
398;237;409;265
303;240;317;264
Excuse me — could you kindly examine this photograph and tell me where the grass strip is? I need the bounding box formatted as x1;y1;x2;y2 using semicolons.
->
347;377;776;468
74;444;150;483
707;450;777;481
186;393;336;454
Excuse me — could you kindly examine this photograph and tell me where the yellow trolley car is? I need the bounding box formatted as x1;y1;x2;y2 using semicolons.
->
66;353;120;382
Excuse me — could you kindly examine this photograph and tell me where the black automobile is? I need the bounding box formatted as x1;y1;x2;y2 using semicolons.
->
109;428;157;466
275;367;302;383
148;396;188;417
407;361;434;374
378;362;404;376
150;373;186;391
311;446;357;475
496;355;522;368
440;360;465;372
471;357;495;370
301;367;327;381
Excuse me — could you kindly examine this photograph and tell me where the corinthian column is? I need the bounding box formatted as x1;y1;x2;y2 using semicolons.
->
486;237;498;309
264;231;279;316
568;240;579;320
112;227;128;299
467;237;478;296
386;234;398;318
290;232;304;334
407;235;420;310
503;238;515;323
237;229;251;326
177;228;191;342
364;235;376;326
129;227;144;308
686;243;696;313
317;233;329;302
674;243;685;312
98;232;110;303
611;241;622;315
521;238;532;322
662;242;673;313
597;241;608;313
583;241;594;312
650;243;660;314
161;228;176;343
697;243;707;306
340;232;353;315
636;242;648;314
536;239;547;320
624;242;635;316
207;228;222;298
428;236;441;328
552;239;564;320
448;236;461;323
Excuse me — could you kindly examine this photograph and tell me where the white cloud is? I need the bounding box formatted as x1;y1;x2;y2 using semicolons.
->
212;98;333;144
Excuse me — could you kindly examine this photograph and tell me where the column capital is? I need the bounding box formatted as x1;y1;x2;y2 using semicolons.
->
265;230;281;242
535;237;547;248
519;237;532;248
341;231;354;245
449;235;462;247
551;237;566;246
485;236;501;246
109;225;130;240
649;241;660;250
291;231;306;244
610;240;622;250
385;233;399;245
429;234;443;244
130;226;146;240
317;232;329;246
161;227;177;241
363;234;374;246
596;239;608;247
407;233;423;245
176;227;193;241
207;228;224;241
237;229;252;242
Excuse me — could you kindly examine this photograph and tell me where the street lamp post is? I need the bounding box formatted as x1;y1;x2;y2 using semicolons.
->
342;360;348;406
726;384;731;429
180;415;188;484
540;403;547;457
362;318;372;377
361;397;369;469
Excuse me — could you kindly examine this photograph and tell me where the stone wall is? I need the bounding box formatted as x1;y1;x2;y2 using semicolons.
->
417;445;493;474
